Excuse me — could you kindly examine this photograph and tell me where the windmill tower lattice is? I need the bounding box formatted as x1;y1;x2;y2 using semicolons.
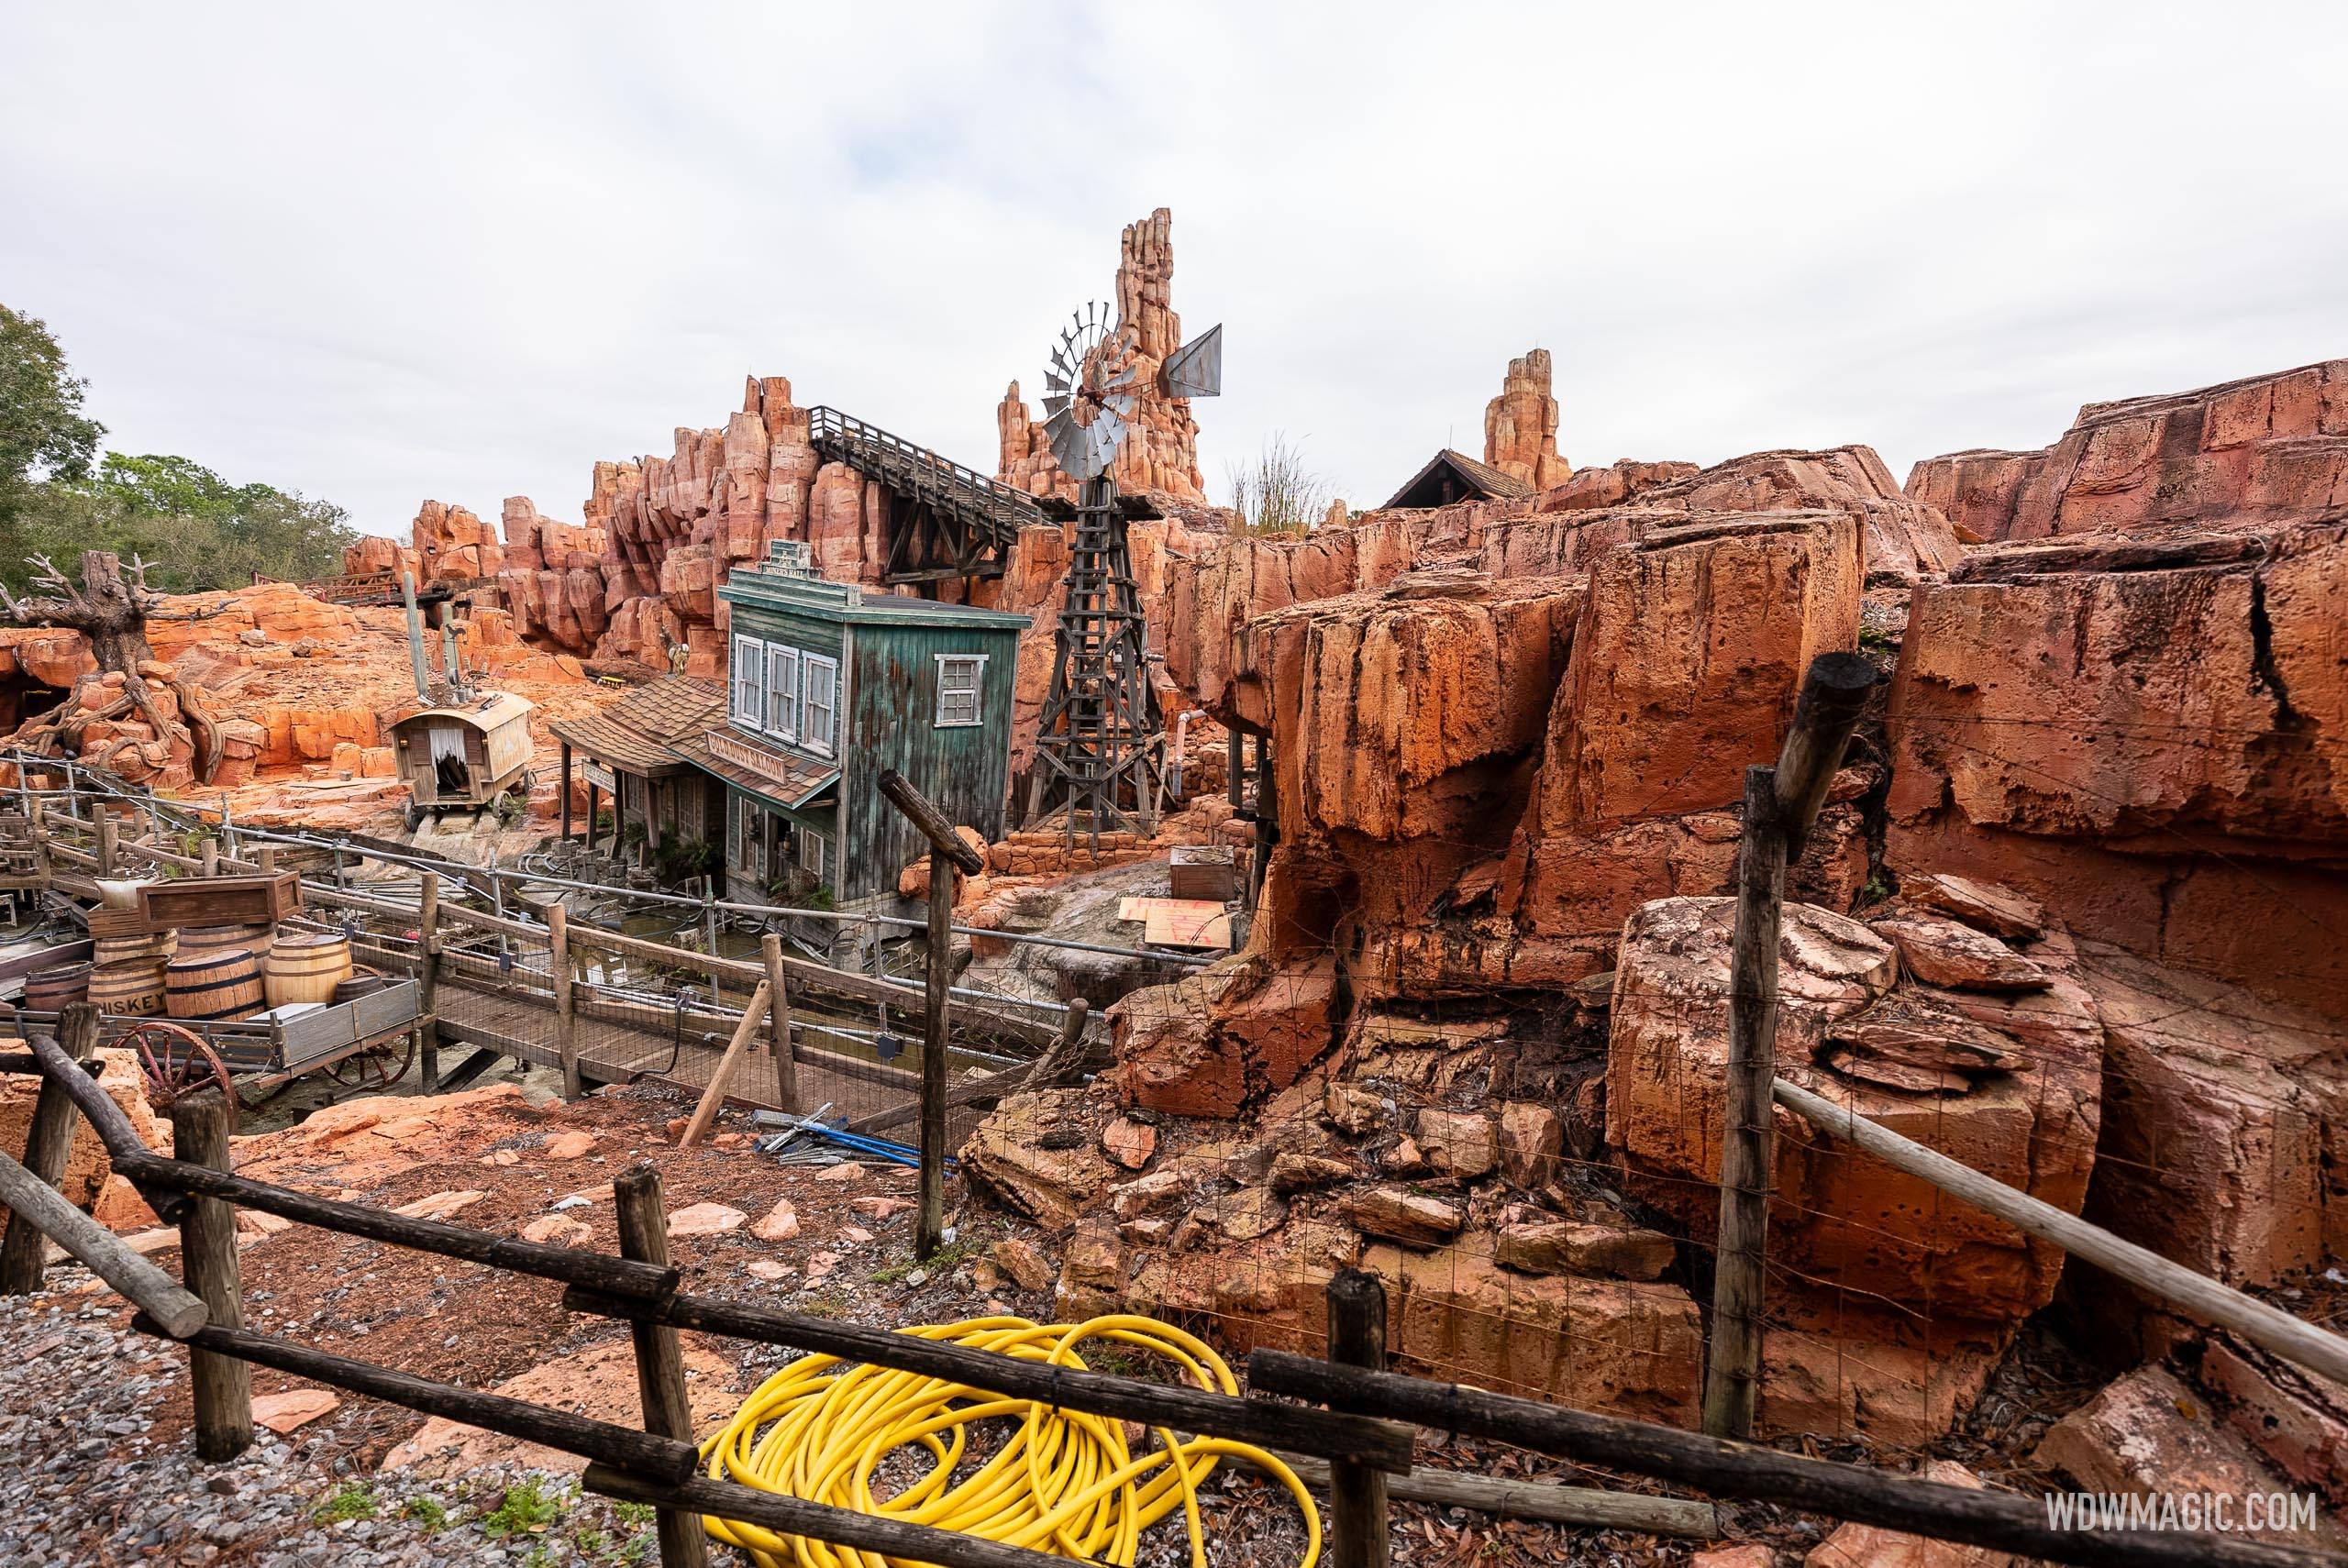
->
1024;304;1222;842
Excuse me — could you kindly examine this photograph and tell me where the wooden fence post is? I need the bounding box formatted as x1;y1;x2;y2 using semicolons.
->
416;871;441;1094
172;1089;252;1461
256;843;277;877
1701;652;1877;1440
1326;1269;1390;1568
0;1003;100;1294
874;769;984;1263
613;1165;711;1568
199;835;219;879
94;803;116;878
762;933;796;1113
550;901;581;1100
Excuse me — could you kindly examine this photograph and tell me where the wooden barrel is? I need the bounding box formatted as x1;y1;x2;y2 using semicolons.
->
332;974;390;1006
180;923;272;961
166;948;265;1021
22;962;91;1013
264;934;352;1007
94;931;177;966
88;958;168;1018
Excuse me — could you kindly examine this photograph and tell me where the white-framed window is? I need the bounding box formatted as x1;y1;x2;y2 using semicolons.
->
802;653;838;755
766;645;799;739
729;635;764;726
800;825;828;887
935;653;986;727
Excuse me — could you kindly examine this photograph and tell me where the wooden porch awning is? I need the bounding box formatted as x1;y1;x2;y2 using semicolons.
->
674;728;839;814
549;678;724;778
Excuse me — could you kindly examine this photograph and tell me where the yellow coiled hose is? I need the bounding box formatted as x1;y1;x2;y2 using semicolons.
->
696;1313;1320;1568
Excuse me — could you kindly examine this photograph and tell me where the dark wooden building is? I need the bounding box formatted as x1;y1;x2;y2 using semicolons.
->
1380;448;1534;510
548;678;726;864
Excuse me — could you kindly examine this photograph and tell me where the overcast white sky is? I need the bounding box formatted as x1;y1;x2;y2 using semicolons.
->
5;2;2344;537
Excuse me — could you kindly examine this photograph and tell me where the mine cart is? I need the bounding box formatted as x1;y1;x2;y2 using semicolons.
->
391;690;536;821
3;979;424;1114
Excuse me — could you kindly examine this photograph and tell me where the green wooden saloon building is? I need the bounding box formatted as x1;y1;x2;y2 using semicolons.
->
690;541;1028;911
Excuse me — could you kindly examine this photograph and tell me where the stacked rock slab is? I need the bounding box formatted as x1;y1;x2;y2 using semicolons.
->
1905;359;2348;542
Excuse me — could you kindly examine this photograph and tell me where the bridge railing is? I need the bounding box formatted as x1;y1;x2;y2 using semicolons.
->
806;404;1047;540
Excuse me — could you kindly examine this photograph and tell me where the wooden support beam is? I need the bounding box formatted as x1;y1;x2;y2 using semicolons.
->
0;1005;98;1294
918;844;951;1258
613;1166;709;1568
119;1149;676;1299
1326;1269;1390;1568
1248;1351;2329;1568
128;1316;699;1485
436;1043;505;1093
678;980;772;1149
761;933;795;1114
550;901;581;1100
417;872;441;1094
582;1463;1083;1568
1774;1077;2348;1388
172;1091;252;1460
1703;651;1877;1441
1258;1454;1719;1539
0;1147;205;1337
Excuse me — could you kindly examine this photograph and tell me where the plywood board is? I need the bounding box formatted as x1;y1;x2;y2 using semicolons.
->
1118;896;1232;950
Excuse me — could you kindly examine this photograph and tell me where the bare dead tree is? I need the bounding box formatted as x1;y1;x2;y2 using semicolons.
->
1225;433;1332;537
0;550;233;783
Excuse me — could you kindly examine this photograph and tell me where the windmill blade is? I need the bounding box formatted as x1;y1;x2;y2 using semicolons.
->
1043;393;1071;417
1044;408;1093;477
1158;323;1223;399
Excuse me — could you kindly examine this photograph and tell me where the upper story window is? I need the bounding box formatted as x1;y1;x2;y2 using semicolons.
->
936;654;986;727
803;653;839;756
766;645;799;739
729;635;764;727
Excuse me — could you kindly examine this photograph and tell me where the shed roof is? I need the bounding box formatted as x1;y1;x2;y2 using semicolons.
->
672;727;840;813
1380;448;1535;510
720;567;1031;631
548;678;724;778
392;690;536;735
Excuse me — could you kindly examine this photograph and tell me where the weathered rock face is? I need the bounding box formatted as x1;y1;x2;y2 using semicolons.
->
1484;348;1571;491
0;1050;170;1219
411;499;503;582
2069;949;2348;1358
1884;521;2348;1012
1628;446;1964;581
343;535;420;580
1608;895;2102;1440
995;207;1206;504
1906;359;2348;542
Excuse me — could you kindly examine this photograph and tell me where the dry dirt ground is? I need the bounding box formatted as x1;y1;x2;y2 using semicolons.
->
1;1073;2128;1567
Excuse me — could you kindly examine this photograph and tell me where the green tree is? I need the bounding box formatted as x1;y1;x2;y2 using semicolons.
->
0;305;106;553
61;452;360;591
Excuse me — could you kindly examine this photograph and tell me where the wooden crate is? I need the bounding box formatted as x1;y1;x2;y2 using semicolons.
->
1169;845;1238;902
137;872;302;930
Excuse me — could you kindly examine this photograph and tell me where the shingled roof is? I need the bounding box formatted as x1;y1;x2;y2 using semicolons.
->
1381;448;1535;510
548;677;725;777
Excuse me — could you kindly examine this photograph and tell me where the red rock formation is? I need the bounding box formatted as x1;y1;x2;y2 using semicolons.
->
995;208;1206;504
411;500;504;582
1484;348;1570;490
342;535;420;579
1905;359;2348;542
1884;522;2347;1012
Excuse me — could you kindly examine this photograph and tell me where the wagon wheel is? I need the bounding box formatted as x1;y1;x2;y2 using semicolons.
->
325;1028;416;1091
125;1021;239;1115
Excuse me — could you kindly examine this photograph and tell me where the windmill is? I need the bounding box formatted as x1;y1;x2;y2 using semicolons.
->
1024;304;1223;841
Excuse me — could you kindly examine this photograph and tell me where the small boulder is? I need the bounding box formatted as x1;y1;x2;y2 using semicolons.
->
1903;874;2044;940
666;1202;748;1239
848;1196;914;1220
1874;914;2049;992
1324;1082;1388;1136
251;1388;340;1434
543;1131;595;1160
520;1215;593;1247
1269;1152;1360;1193
1195;1187;1287;1242
393;1190;486;1222
1101;1117;1157;1171
1413;1110;1497;1179
750;1199;800;1242
815;1162;866;1184
1497;1220;1675;1281
1804;1459;2015;1566
992;1237;1057;1293
746;1260;792;1283
1348;1185;1465;1249
1497;1103;1564;1191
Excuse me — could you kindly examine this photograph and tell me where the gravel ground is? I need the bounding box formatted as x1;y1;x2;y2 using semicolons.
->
0;1294;668;1567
